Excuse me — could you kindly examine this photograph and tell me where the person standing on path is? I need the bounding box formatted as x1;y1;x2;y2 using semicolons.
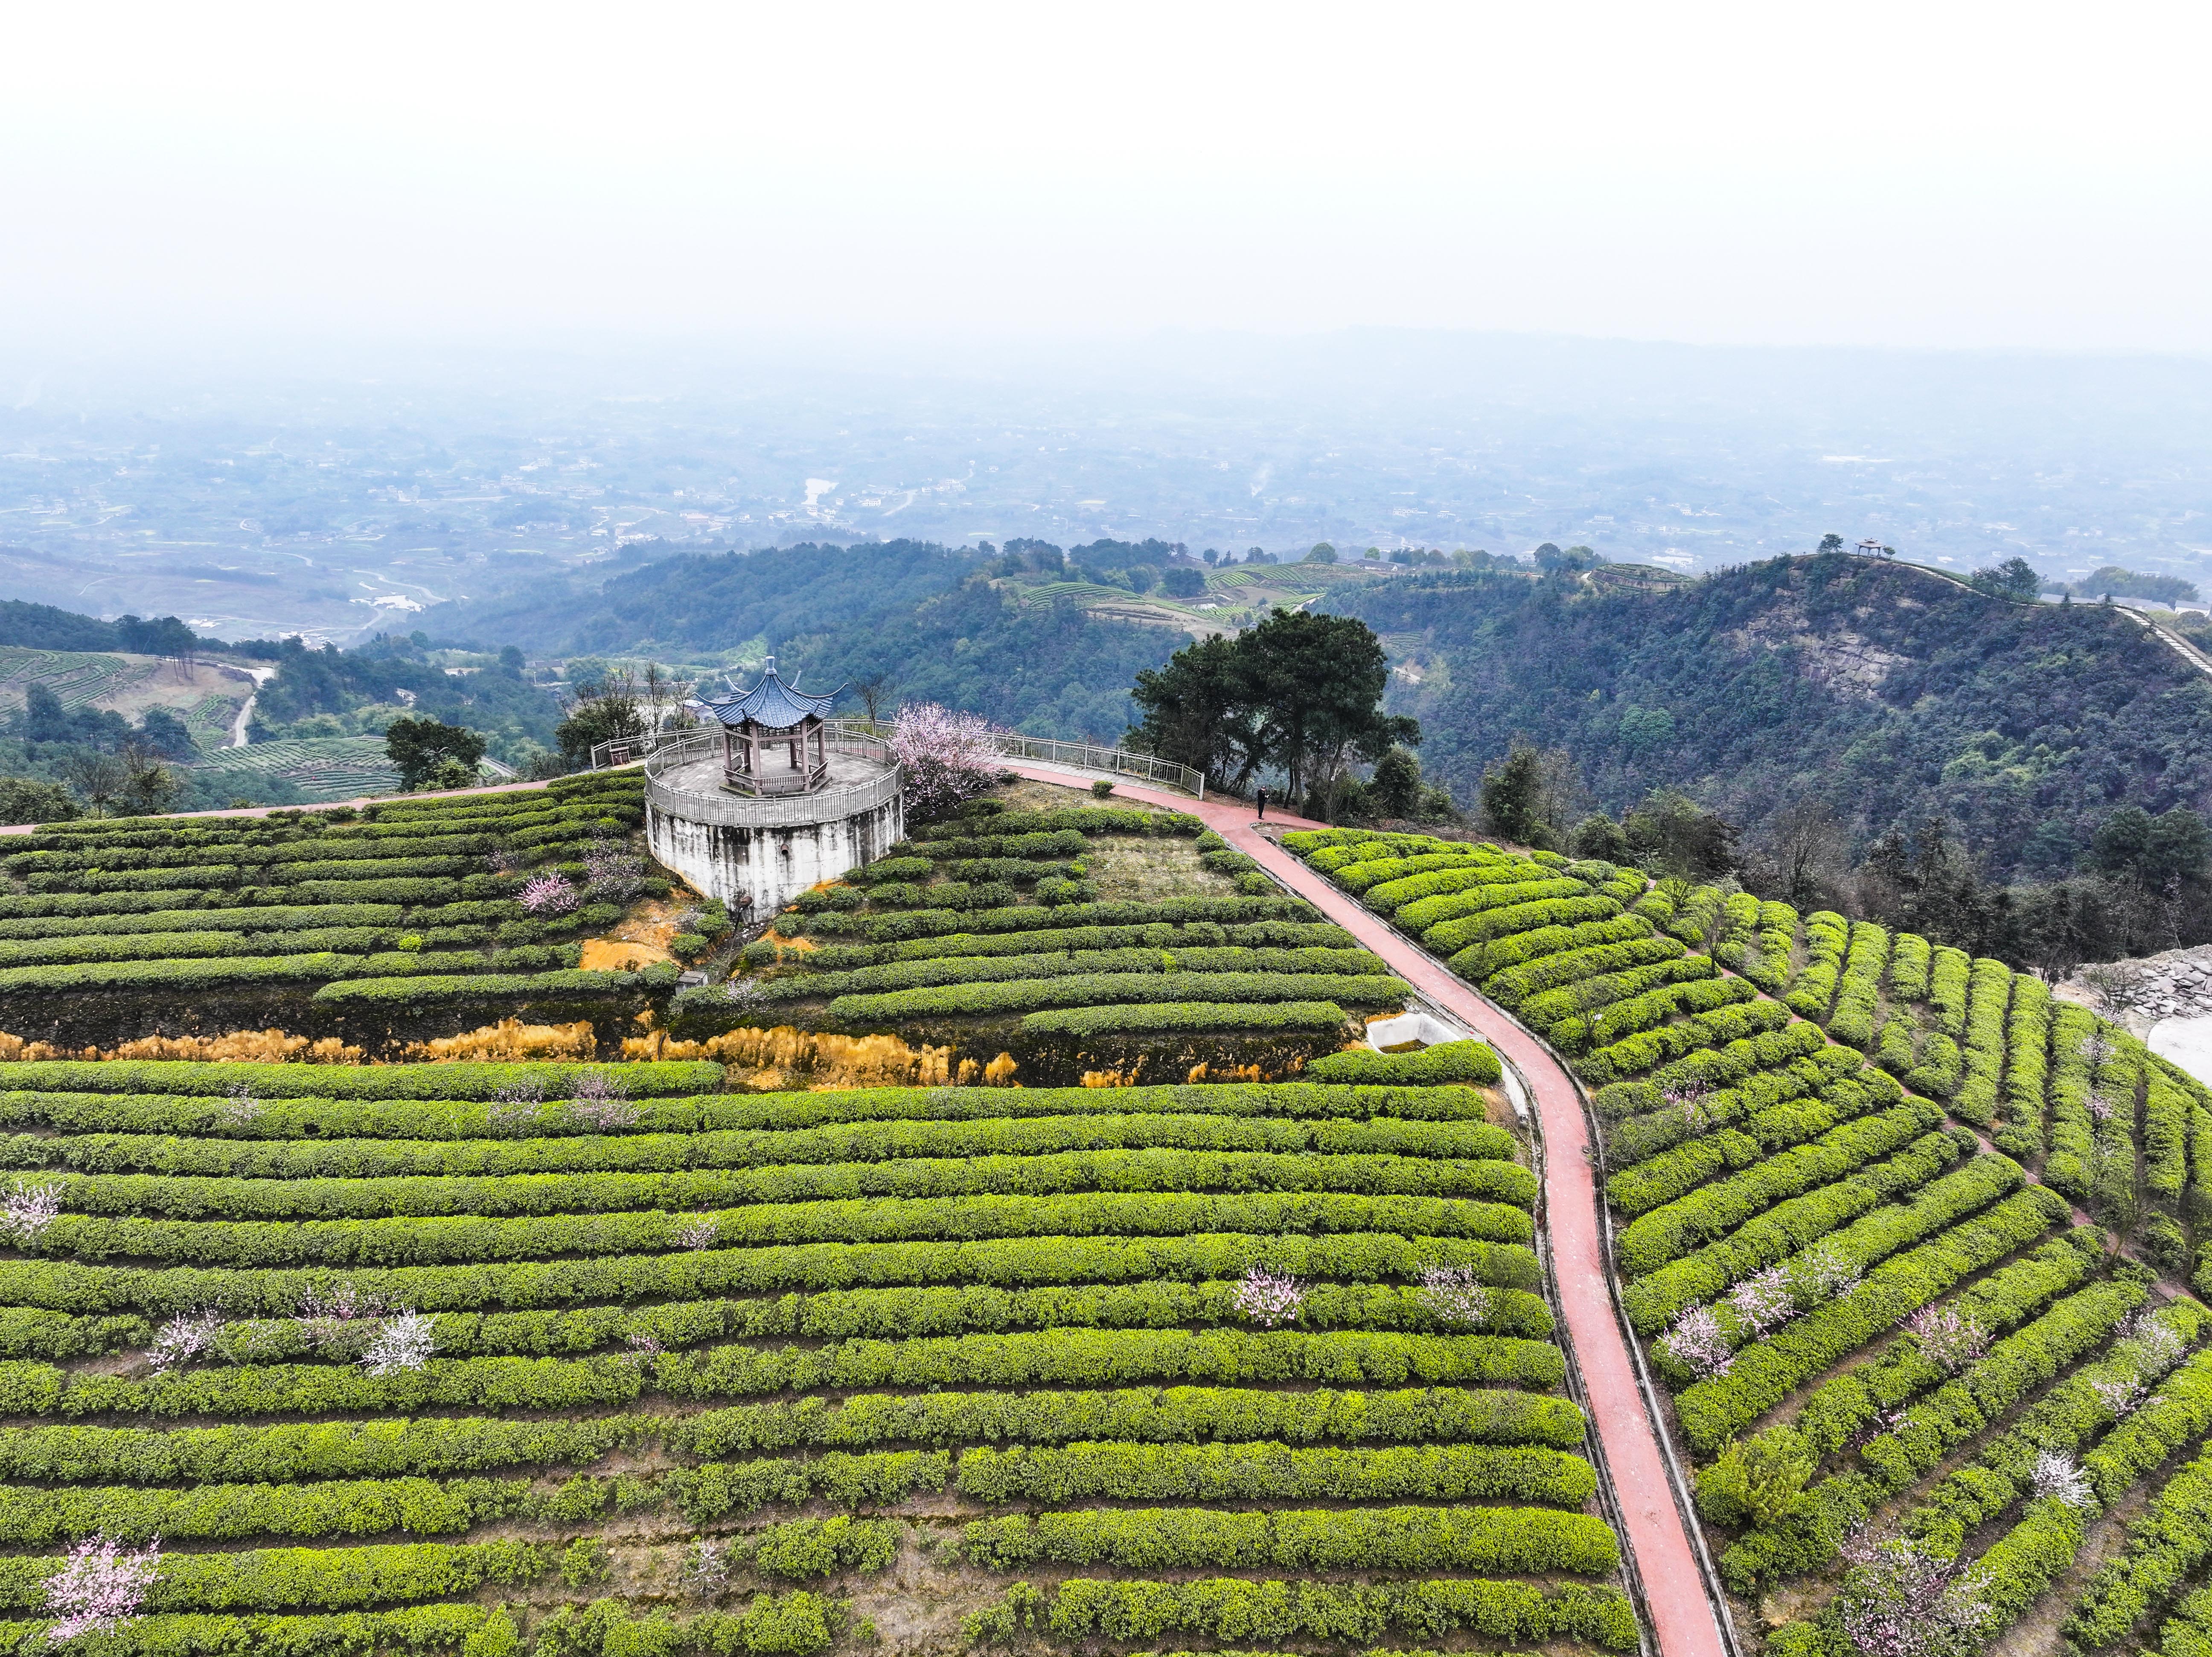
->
1255;787;1268;820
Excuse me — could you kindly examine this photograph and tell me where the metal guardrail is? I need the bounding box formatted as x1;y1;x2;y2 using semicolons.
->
643;730;902;829
822;720;1207;798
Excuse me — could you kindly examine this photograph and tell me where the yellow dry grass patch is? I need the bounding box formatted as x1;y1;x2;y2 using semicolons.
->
579;893;694;970
619;1024;1022;1091
0;1028;364;1063
403;1019;599;1062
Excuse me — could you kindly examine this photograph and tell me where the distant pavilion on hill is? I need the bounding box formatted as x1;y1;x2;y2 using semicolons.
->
691;658;846;797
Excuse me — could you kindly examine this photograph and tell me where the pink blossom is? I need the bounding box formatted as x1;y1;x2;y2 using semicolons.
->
2092;1376;2145;1419
1903;1305;1989;1374
1836;1532;1992;1657
146;1310;224;1373
676;1215;719;1250
1790;1244;1862;1305
1418;1265;1492;1328
43;1534;159;1641
297;1282;395;1355
1729;1267;1798;1336
888;702;1005;823
1;1178;63;1246
1659;1305;1734;1380
567;1071;640;1131
359;1310;437;1375
1232;1266;1304;1329
518;872;580;915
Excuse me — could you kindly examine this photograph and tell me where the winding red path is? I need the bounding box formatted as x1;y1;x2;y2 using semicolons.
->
1010;765;1733;1657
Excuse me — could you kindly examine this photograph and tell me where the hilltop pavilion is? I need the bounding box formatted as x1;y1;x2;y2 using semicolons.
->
692;658;845;797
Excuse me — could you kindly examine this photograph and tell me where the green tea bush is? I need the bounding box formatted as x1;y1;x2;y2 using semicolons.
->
1305;1042;1502;1087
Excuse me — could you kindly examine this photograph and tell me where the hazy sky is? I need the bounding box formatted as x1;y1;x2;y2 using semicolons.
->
4;2;2209;355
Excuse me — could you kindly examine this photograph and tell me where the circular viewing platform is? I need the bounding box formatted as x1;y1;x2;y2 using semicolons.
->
642;728;905;914
645;730;901;828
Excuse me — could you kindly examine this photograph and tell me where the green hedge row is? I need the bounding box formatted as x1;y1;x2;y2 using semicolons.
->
905;828;1090;861
9;1105;1513;1178
1576;998;1795;1084
0;1081;1497;1149
822;968;1404;1024
1657;1150;2024;1367
0;1325;1563;1422
0;902;405;944
0;1382;1581;1494
1547;974;1750;1056
1422;895;1624;958
0;1230;1537;1318
1672;1182;2066;1451
655;1327;1566;1399
1022;1001;1355;1038
1852;1277;2146;1499
44;1146;1542;1221
312;963;678;1007
0;1538;550;1615
1951;956;2012;1125
1621;1130;1969;1334
784;894;1311;944
1928;944;1970;1036
1388;877;1588;933
1365;869;1575;921
23;1186;1540;1268
1306;1042;1502;1087
1482;934;1687;1010
1447;913;1656;985
963;1502;1618;1574
1041;1575;1637;1650
1594;1020;1840;1130
761;945;1384;1002
1885;930;1930;1000
1781;910;1848;1018
1613;1098;1946;1252
955;1439;1591;1506
1823;922;1890;1049
1515;954;1714;1033
0;1059;719;1101
2068;1439;2212;1647
1605;1057;1893;1199
911;805;1198;840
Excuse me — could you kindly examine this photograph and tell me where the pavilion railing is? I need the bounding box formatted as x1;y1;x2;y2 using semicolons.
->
601;720;1208;799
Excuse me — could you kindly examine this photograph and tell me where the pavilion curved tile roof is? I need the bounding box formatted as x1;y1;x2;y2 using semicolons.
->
695;657;843;731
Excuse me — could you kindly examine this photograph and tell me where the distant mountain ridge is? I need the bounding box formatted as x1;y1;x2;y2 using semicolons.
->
1329;552;2212;881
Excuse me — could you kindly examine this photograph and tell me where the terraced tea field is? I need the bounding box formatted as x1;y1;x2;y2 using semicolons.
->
0;776;1657;1657
188;738;408;802
0;1050;1633;1654
672;797;1415;1085
1284;827;2212;1657
0;772;679;1055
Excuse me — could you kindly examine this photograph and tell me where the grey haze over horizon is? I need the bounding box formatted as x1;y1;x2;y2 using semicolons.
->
3;327;2209;646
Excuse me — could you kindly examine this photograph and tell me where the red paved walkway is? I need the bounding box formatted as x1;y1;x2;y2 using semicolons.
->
1012;765;1732;1657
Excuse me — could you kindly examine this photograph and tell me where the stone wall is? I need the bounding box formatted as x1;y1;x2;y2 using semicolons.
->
646;793;903;914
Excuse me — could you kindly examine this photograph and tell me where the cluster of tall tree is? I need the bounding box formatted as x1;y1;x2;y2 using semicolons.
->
1126;608;1417;814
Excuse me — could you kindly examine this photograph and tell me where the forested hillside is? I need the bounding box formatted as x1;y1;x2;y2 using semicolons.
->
432;541;1185;744
1330;553;2212;882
